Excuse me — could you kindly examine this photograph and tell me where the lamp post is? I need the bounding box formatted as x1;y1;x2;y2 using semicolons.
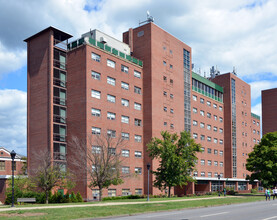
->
10;150;16;207
218;174;221;197
147;163;151;201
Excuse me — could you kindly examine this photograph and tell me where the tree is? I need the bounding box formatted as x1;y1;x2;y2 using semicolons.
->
70;131;128;201
246;131;277;188
147;131;202;197
29;149;75;204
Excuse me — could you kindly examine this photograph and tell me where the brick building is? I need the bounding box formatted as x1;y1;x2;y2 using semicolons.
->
0;147;26;203
262;88;277;134
25;21;260;200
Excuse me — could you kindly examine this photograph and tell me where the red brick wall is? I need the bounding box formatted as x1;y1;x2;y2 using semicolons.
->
262;88;277;135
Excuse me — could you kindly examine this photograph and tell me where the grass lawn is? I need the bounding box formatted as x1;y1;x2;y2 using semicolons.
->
0;195;265;220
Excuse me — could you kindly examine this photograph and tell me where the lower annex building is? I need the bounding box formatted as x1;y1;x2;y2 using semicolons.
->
25;21;260;201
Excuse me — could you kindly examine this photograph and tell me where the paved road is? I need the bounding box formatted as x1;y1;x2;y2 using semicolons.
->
100;200;277;220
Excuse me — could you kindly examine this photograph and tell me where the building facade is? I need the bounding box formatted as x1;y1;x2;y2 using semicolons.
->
25;22;260;200
262;88;277;135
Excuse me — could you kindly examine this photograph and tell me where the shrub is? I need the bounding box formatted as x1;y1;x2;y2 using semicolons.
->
70;192;78;203
76;192;83;202
63;192;71;203
251;188;258;194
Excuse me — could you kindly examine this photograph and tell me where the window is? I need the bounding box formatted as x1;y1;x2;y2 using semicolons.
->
121;98;129;107
253;129;256;134
107;94;116;103
91;52;101;62
122;150;130;157
201;135;205;140
135;119;142;126
134;102;141;110
122;189;131;196
164;107;167;112
91;89;101;99
207;136;211;142
170;64;173;69
214;150;218;155
134;70;141;78
163;76;167;81
219;106;223;111
107;130;116;138
135;135;142;142
107;112;116;120
193;171;198;177
214;172;218;177
208;160;212;166
91;71;101;80
170;94;174;99
108;189;116;197
164;122;167;126
122;167;130;174
200;110;204;116
121;82;129;90
213;103;217;109
135;151;142;158
220;162;223;167
257;131;260;135
207;124;211;130
219;128;223;133
0;161;5;170
121;65;129;73
214;115;217;121
163;61;166;66
220;151;223;156
214;161;218;166
108;148;116;155
253;138;256;143
214;138;218;144
193;133;198;139
91;108;101;117
121;115;129;124
170;79;173;85
208;172;212;177
207;112;211;118
170;109;174;114
121;132;129;140
135;167;142;174
213;126;218;132
134;86;141;94
135;189;142;195
193;108;197;113
207;148;212;154
200;98;204;104
107;77;116;86
219;117;223;122
193;120;198;126
257;122;259;126
193;95;197;101
92;127;101;135
207;101;211;106
201;172;205;177
163;91;167;96
200;122;205;128
107;59;115;68
201;147;205;152
170;124;174;129
220;139;223;145
253;120;256;124
92;146;101;154
201;159;205;165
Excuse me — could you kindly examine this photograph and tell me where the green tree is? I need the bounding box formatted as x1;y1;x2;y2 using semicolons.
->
246;131;277;188
147;131;202;197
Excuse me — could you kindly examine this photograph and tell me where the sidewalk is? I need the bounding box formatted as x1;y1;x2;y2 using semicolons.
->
0;196;231;212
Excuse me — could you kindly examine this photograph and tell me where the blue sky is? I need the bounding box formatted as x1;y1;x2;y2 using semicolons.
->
1;0;277;155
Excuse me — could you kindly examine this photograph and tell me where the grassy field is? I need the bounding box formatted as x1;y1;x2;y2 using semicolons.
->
0;195;265;220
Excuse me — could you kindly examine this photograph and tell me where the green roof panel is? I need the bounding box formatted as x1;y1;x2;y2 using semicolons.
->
192;72;223;93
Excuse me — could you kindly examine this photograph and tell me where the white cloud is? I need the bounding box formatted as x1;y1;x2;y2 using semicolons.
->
0;89;26;156
250;80;277;100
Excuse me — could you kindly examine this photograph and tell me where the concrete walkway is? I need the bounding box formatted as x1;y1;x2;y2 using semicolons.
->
0;196;233;212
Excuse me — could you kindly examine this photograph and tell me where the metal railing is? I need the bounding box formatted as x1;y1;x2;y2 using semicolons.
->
53;114;66;124
53;133;66;142
54;39;67;51
53;96;66;106
53;77;66;88
53;152;66;161
54;59;66;70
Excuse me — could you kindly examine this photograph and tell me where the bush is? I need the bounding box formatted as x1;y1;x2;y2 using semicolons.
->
251;188;258;194
102;194;144;201
227;189;238;195
70;192;78;203
76;192;83;202
63;192;71;203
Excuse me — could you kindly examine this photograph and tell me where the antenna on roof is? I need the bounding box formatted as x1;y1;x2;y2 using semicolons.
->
233;66;237;75
90;29;93;37
139;11;154;26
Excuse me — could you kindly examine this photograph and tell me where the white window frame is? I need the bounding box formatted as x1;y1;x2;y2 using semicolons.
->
92;127;101;135
134;102;141;110
107;76;116;86
135;167;142;174
121;65;129;73
121;132;130;140
91;71;101;80
107;59;115;68
122;149;130;157
91;108;101;117
121;82;129;90
107;112;116;120
107;94;116;103
91;89;101;99
134;86;141;94
135;135;142;142
121;98;129;107
121;115;129;124
91;52;101;62
135;151;142;158
134;70;141;78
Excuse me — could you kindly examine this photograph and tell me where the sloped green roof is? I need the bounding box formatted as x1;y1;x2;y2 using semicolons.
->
192;72;223;93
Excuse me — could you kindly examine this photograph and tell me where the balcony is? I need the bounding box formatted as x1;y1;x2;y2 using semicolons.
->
53;152;66;161
53;77;66;88
53;133;66;142
54;59;66;70
53;96;66;106
54;114;66;124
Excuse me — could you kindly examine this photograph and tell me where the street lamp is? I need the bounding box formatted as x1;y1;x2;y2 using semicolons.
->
147;163;151;201
10;150;16;207
218;174;221;197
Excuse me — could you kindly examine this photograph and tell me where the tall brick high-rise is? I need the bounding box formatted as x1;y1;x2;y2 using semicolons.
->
25;21;260;200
